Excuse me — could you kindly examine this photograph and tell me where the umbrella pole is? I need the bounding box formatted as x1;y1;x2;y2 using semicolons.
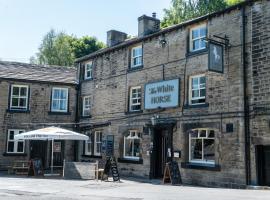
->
51;139;54;174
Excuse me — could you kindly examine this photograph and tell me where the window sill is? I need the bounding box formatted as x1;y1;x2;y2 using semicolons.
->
80;115;92;119
125;110;143;115
48;111;71;115
127;65;143;73
183;103;209;109
81;155;102;159
186;48;208;57
6;109;30;113
117;158;143;164
181;162;220;171
3;152;27;157
81;78;94;82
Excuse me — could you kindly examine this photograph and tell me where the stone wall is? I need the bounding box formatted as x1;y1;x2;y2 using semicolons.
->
77;4;256;188
249;0;270;185
0;80;77;168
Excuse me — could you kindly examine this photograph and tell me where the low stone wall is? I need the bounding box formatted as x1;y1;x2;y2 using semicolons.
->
64;162;97;180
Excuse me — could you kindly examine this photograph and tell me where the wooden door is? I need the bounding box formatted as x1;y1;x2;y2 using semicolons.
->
30;141;47;168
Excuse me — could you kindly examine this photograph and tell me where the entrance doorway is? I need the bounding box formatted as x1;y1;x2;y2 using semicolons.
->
30;141;47;168
151;127;173;178
257;145;270;186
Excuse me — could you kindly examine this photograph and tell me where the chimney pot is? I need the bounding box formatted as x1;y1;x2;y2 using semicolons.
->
138;14;160;37
152;12;156;18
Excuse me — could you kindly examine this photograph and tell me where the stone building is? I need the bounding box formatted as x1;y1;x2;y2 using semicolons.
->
0;61;78;169
75;0;270;188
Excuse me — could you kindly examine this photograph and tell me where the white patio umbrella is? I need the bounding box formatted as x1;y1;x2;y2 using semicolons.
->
14;126;89;175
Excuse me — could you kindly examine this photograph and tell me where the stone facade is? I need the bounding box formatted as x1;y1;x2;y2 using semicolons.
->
249;0;270;186
0;62;77;169
76;1;270;188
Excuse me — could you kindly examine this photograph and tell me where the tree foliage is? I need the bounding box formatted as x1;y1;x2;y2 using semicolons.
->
31;29;105;67
161;0;244;28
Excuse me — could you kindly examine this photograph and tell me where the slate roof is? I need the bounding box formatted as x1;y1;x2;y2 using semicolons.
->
0;61;77;85
75;0;255;63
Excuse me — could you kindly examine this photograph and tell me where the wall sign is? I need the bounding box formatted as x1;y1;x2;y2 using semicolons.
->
145;79;179;109
208;42;223;73
53;142;61;153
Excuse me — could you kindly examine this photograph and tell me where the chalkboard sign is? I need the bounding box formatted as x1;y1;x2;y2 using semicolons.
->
106;135;114;157
28;159;44;176
103;156;120;182
163;161;181;185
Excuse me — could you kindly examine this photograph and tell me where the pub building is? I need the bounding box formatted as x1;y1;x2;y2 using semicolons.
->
0;0;269;188
75;0;270;188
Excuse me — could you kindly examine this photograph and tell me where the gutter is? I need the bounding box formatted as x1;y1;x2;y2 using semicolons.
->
242;6;251;186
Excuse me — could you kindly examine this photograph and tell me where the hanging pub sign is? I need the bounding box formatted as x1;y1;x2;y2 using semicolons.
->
144;79;179;110
208;42;224;73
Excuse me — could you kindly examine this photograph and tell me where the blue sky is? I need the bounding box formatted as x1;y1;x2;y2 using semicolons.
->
0;0;171;63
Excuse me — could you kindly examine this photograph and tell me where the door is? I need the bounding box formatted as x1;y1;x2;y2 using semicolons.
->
30;141;47;168
51;140;64;167
257;145;270;186
151;127;172;178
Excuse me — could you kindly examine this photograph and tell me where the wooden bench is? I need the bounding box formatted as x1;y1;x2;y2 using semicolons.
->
12;160;29;175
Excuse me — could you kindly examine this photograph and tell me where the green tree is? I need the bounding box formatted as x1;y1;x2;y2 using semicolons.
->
31;29;105;67
69;36;105;59
161;0;243;28
226;0;244;6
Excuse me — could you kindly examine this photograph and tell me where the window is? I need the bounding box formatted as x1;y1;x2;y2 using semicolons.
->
84;131;92;155
85;61;93;79
10;85;29;110
131;45;143;68
129;86;142;112
51;88;68;112
124;130;141;160
83;96;91;116
94;131;102;156
189;75;206;105
189;128;215;164
190;24;207;52
7;129;25;153
83;131;102;156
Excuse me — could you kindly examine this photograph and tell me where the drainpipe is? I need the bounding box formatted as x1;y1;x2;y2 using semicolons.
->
242;6;251;186
74;64;81;162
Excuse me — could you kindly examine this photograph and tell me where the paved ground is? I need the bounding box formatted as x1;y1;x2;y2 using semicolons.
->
0;175;269;200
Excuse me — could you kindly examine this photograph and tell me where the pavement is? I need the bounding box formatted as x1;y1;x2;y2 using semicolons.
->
0;174;269;200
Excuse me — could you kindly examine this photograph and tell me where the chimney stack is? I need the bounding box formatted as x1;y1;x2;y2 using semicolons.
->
107;30;127;47
138;13;160;37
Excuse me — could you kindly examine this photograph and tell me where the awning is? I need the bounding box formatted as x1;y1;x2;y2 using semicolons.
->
14;126;89;141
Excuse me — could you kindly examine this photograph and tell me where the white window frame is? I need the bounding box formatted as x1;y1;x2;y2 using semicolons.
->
83;96;91;116
10;85;29;110
190;23;207;52
129;86;142;112
189;74;206;105
85;61;93;79
124;130;141;160
131;45;143;68
189;128;215;164
51;87;68;112
7;129;25;153
84;131;92;155
94;131;102;156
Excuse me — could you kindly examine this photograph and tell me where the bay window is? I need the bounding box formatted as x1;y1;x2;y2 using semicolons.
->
124;130;141;160
189;128;215;164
